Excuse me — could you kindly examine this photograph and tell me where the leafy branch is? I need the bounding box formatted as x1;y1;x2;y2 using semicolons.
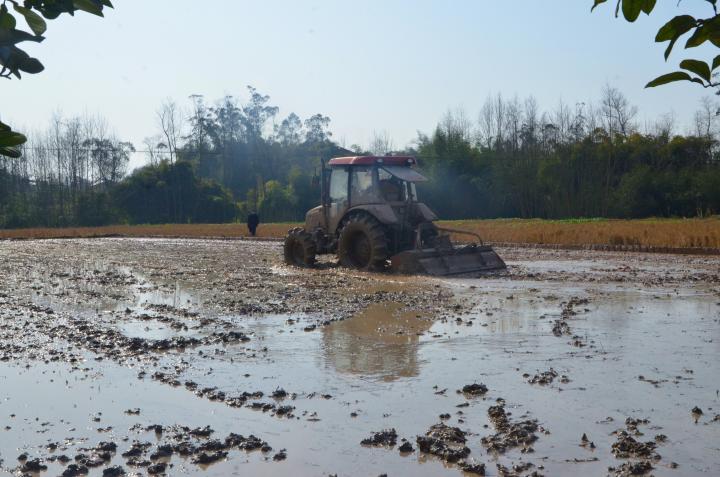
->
0;0;112;157
592;0;720;89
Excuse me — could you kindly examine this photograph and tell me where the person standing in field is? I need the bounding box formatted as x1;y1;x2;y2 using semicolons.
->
247;212;260;237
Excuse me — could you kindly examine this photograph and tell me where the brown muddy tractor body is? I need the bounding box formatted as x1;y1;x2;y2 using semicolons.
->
283;156;506;276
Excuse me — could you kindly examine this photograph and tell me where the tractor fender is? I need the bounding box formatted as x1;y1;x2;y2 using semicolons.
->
415;202;438;222
344;205;399;227
304;206;324;231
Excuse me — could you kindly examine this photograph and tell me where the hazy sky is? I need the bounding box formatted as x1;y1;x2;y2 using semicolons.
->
2;0;718;169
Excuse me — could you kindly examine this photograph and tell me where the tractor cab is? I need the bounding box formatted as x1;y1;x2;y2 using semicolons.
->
334;159;425;204
327;156;425;204
321;156;435;242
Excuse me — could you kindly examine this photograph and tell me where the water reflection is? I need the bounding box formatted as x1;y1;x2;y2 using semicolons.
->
321;302;432;382
129;278;201;312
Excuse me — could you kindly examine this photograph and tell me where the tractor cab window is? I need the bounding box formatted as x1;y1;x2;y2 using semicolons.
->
329;167;349;203
378;168;407;202
350;167;378;204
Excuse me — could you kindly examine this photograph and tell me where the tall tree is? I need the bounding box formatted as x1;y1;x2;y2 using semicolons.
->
304;114;332;144
275;113;303;147
157;99;182;164
242;86;278;141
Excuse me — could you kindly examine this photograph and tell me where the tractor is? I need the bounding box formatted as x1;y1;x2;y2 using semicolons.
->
283;155;506;276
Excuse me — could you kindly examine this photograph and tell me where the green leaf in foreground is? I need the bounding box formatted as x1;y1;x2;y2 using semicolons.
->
622;0;644;22
0;146;22;158
640;0;657;15
645;71;693;87
0;122;27;158
0;129;27;147
680;59;712;81
0;6;16;29
712;54;720;71
73;0;104;17
655;15;696;42
591;0;608;12
13;5;47;36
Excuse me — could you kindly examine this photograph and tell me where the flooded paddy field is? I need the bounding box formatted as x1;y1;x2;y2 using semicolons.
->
0;238;719;477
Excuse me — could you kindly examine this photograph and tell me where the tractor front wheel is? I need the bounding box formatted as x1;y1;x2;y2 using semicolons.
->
338;215;388;271
284;228;317;267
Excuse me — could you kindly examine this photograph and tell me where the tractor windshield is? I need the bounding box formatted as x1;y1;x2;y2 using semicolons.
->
350;167;379;204
378;167;420;202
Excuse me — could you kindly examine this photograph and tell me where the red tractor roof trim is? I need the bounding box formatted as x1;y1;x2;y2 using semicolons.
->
328;156;417;166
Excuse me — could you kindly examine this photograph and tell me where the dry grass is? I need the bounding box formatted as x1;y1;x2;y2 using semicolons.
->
442;218;720;250
0;223;295;240
1;218;719;250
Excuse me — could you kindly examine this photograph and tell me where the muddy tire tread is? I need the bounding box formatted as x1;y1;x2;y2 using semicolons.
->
338;214;389;271
284;228;317;267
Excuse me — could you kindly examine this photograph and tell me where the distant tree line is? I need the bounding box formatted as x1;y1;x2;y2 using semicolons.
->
1;85;719;228
0;86;348;227
413;87;720;219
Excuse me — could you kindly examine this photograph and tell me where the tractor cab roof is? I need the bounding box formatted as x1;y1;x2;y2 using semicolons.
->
328;156;417;167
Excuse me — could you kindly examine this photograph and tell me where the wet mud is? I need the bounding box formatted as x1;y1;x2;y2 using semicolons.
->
0;238;719;476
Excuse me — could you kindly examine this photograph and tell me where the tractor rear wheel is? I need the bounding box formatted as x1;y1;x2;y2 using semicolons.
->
338;215;389;271
284;228;317;267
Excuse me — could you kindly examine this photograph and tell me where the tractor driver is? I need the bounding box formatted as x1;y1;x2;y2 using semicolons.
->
379;177;404;202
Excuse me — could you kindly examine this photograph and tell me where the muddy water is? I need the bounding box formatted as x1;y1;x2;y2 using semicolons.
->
0;239;719;476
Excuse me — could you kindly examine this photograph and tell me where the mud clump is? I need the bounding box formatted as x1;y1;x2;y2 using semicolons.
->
102;466;125;477
527;369;559;385
562;297;589;316
611;431;659;459
624;417;650;434
460;383;488;396
580;432;596;449
271;388;288;399
424;423;467;444
608;460;654;476
149;444;173;460
416;423;470;463
73;452;108;468
21;458;47;472
551;296;590;338
552;320;571;336
188;425;214;438
275;405;295;417
121;442;151;458
61;464;89;477
398;441;414;453
460;461;486;475
94;442;118;453
415;437;470;462
147;462;167;474
114;427;275;470
191;451;227;464
495;462;544;477
361;429;398;447
481;405;539;453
